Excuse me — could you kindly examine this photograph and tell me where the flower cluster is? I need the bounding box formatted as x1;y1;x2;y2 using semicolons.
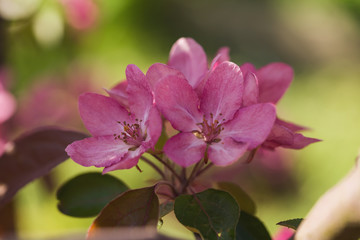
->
66;38;319;174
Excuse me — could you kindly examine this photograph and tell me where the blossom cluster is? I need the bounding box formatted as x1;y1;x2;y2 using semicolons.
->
66;38;319;173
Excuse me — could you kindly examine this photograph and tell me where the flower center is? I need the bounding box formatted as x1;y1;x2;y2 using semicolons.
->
193;113;225;144
114;119;146;149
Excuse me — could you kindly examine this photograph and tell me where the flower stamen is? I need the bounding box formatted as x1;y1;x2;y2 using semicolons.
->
114;119;146;147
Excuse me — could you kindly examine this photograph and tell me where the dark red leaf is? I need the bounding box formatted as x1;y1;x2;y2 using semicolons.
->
88;186;159;238
0;128;88;208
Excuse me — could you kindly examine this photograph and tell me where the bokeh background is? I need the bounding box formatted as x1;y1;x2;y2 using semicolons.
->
1;0;360;239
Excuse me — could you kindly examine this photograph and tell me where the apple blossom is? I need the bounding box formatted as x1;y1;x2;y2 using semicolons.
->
154;61;276;167
65;65;161;173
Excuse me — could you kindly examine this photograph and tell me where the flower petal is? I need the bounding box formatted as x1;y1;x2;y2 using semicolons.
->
79;93;131;136
262;123;294;149
222;103;276;149
257;62;294;103
102;145;146;173
105;80;128;108
243;72;259;107
146;63;184;91
126;64;153;122
208;137;248;166
285;133;321;149
200;61;243;123
164;132;206;167
65;135;129;168
240;62;256;76
0;87;16;124
276;118;309;132
102;156;140;174
154;75;202;132
263;123;320;150
145;106;162;147
209;47;230;71
168;37;208;88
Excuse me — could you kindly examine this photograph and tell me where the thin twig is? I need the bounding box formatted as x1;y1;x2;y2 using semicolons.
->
151;153;182;182
196;162;214;178
181;161;202;193
181;167;187;181
140;156;166;179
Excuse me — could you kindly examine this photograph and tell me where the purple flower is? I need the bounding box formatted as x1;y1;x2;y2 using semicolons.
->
241;62;320;149
154;61;276;167
65;65;161;173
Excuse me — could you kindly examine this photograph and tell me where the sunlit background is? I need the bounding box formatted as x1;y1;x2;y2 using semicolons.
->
1;0;360;239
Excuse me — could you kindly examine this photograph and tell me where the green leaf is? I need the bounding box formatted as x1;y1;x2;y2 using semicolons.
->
0;128;88;208
56;172;129;217
159;201;174;218
88;186;159;237
174;189;240;240
236;211;271;240
216;182;256;215
277;218;303;230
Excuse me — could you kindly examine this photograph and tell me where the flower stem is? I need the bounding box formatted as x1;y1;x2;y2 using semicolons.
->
140;156;166;179
150;153;182;182
195;162;214;178
181;161;203;193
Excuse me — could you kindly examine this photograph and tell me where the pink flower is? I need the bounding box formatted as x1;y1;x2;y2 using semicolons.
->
273;227;294;240
0;76;16;125
65;65;161;173
60;0;98;30
241;62;320;149
154;61;276;167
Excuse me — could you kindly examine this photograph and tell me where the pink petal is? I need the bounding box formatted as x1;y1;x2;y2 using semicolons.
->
243;72;259;107
61;0;98;30
216;47;230;62
222;103;276;149
208;137;248;166
168;38;208;88
0;88;16;123
276;118;309;132
65;135;129;168
240;62;256;76
285;133;321;149
102;145;146;173
154;75;202;132
257;62;294;104
209;47;230;71
200;61;243;123
145;106;162;147
79;93;131;136
105;81;128;108
164;132;206;167
125;64;153;123
102;156;140;174
262;123;294;149
146;63;184;91
272;227;294;240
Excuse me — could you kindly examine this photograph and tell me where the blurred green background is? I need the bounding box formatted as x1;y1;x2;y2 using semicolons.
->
1;0;360;239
